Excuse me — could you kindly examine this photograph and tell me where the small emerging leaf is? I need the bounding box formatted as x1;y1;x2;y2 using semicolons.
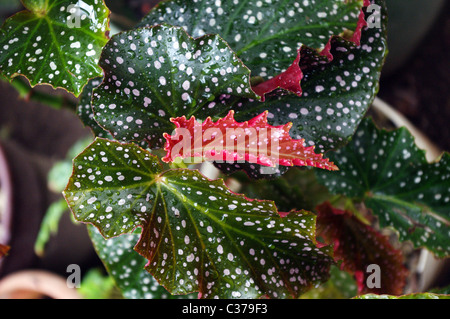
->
163;110;338;171
316;202;408;295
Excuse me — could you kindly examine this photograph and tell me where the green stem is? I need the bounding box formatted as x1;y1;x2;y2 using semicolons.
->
3;76;78;111
328;194;344;206
327;195;371;225
344;198;371;225
169;159;189;169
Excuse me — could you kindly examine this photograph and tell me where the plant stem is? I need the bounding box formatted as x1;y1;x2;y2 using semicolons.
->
2;76;78;111
169;159;189;169
344;198;371;225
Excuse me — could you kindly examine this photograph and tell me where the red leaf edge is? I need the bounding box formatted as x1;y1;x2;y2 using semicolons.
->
162;110;338;171
252;0;370;98
252;49;303;100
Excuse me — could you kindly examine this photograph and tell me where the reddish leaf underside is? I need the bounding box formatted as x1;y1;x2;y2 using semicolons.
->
252;49;303;99
315;202;408;295
162;110;338;171
319;0;369;61
250;0;370;98
350;0;371;46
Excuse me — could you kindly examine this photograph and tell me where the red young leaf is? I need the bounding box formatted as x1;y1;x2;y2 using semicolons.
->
316;202;408;295
320;0;369;61
252;0;370;98
350;0;370;46
252;0;370;102
252;49;303;99
163;110;338;171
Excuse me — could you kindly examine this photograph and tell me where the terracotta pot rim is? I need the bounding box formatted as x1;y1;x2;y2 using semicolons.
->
0;269;82;299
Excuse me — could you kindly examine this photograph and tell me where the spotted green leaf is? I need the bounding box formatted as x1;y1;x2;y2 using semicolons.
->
300;265;358;299
211;0;387;178
64;138;333;299
239;168;331;213
316;118;450;258
0;0;110;96
92;25;259;147
138;0;364;79
231;4;387;153
78;76;112;138
87;226;196;299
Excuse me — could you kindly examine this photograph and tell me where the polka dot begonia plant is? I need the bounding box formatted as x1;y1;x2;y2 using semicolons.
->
1;0;449;300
